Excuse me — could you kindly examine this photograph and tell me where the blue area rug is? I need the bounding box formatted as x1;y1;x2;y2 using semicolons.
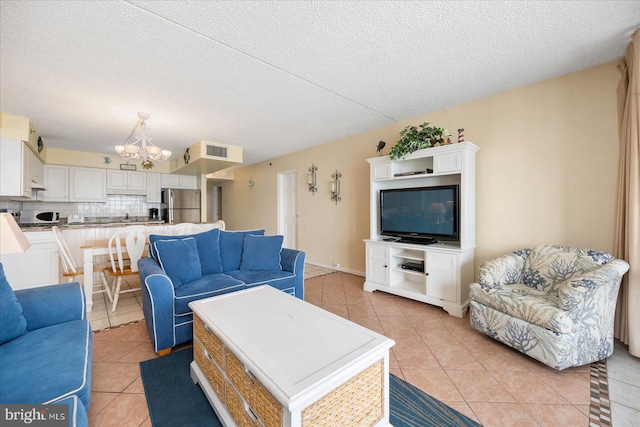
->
140;347;480;427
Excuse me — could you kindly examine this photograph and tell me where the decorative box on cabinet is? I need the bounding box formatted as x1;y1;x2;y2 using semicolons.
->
364;142;479;318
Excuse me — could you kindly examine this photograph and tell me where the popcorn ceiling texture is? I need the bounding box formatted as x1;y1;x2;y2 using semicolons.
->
1;1;639;165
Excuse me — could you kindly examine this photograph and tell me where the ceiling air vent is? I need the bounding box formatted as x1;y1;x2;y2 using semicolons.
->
206;145;228;158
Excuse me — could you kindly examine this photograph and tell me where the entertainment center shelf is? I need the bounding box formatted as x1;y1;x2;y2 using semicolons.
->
364;142;479;318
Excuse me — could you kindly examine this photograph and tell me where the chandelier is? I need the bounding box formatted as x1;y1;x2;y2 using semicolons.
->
114;112;171;161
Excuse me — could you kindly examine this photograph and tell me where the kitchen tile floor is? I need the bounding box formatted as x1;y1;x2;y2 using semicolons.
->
88;272;640;426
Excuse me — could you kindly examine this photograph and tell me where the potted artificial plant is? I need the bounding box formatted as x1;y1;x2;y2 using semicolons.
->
389;122;447;160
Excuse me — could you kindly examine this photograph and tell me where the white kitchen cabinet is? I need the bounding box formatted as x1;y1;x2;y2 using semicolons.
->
0;231;60;289
29;148;44;189
146;172;161;203
161;173;198;189
106;170;147;194
41;165;70;201
70;167;106;202
0;138;31;198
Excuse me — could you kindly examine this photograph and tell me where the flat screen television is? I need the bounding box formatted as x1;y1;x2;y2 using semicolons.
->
380;185;459;244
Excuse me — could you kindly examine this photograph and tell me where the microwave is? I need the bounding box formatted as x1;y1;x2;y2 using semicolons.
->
20;210;60;224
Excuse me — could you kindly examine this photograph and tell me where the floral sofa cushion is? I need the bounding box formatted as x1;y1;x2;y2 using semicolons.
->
521;245;614;293
469;283;574;333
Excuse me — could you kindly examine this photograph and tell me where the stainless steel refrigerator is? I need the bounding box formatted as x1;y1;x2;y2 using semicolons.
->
161;189;201;224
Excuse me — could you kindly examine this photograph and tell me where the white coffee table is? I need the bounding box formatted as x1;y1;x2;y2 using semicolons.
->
190;285;395;427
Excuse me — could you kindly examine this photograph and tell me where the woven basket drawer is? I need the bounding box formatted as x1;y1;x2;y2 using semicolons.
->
194;339;225;402
226;350;284;427
226;381;261;427
194;316;225;369
301;360;384;427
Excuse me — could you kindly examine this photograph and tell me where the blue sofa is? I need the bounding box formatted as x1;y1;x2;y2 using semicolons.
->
0;263;91;427
138;228;306;354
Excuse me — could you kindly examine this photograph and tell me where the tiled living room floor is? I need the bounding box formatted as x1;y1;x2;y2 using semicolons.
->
88;271;634;426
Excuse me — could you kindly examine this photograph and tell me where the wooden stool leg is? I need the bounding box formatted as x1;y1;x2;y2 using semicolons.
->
112;277;122;312
101;272;113;303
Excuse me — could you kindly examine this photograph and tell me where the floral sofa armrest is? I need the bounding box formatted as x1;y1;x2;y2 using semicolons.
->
476;249;531;291
15;282;86;331
557;259;630;312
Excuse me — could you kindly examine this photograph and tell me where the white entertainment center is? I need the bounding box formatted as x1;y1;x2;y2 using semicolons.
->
364;142;479;318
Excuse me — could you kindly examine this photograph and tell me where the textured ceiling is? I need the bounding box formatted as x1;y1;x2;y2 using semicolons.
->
1;1;639;166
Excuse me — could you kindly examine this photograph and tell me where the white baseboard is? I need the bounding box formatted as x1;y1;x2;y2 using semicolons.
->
306;261;365;278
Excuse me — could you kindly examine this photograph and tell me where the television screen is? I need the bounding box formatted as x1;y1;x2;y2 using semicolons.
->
380;185;459;242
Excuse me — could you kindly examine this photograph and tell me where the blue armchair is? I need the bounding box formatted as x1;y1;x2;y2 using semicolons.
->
0;263;91;426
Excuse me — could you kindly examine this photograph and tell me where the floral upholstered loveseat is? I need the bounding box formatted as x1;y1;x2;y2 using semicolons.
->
470;245;629;370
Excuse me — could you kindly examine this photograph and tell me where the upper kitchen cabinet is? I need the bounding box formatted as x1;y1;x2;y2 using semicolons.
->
146;172;161;203
106;170;147;195
0;138;44;199
69;167;106;202
161;173;198;190
40;165;70;202
0;113;46;163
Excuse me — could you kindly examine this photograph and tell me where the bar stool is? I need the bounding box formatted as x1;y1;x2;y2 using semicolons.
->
51;226;113;303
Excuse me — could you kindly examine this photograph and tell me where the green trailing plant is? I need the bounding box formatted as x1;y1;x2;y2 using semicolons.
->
389;122;446;160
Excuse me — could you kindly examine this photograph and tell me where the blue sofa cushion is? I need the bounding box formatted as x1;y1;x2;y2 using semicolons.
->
0;319;92;406
219;229;265;271
226;270;297;295
0;263;27;345
240;235;284;271
173;274;245;316
52;396;88;427
150;229;223;275
155;238;202;288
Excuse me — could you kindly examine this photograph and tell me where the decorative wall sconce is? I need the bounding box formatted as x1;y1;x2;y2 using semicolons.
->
308;164;317;195
331;170;342;204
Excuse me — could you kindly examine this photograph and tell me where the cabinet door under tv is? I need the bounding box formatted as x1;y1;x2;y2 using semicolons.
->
364;142;479;318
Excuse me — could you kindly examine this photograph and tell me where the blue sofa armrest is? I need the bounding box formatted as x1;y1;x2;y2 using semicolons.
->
281;249;306;299
138;257;176;353
15;282;86;332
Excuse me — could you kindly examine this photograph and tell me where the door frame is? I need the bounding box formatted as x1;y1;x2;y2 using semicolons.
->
277;169;298;249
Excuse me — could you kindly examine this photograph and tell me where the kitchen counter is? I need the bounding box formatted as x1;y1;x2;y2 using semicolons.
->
19;219;166;232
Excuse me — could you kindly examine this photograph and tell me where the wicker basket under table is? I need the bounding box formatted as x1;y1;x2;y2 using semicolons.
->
190;285;395;427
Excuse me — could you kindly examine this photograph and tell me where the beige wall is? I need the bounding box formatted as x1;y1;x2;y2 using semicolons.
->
220;61;622;276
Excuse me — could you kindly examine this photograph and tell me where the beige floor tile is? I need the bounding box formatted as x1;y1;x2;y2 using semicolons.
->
467;402;538;427
442;401;480;423
89;393;149;427
90;319;111;332
431;346;484;370
109;309;145;326
91;362;141;393
90;272;601;426
123;377;145;394
446;370;516;402
402;369;464;402
491;371;570;404
536;371;591;405
87;392;118;420
521;403;588;427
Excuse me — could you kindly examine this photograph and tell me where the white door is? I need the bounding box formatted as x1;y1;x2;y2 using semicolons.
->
278;170;298;249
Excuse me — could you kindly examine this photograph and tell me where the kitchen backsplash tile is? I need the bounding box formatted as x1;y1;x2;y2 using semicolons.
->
19;195;160;219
